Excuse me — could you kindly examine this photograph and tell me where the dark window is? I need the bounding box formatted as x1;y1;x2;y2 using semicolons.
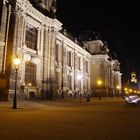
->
78;57;81;70
67;51;72;66
67;75;72;89
25;24;37;50
56;44;59;62
78;79;81;90
86;61;88;73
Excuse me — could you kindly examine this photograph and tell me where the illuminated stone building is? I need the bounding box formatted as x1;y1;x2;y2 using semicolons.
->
0;0;122;100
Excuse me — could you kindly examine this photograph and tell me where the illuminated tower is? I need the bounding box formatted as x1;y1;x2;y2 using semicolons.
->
131;71;137;84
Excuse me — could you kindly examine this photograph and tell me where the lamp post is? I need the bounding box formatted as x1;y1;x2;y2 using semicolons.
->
116;85;120;96
97;80;102;100
13;55;21;109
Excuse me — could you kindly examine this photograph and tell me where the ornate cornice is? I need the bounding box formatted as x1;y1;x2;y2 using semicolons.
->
15;0;62;31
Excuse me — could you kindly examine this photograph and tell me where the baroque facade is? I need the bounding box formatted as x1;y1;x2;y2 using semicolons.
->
0;0;122;100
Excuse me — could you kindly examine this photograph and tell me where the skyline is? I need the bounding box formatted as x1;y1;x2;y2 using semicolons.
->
56;0;140;83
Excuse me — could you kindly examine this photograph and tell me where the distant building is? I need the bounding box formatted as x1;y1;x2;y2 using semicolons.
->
0;0;122;100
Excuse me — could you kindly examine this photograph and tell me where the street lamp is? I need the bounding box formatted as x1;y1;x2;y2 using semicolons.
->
116;85;120;96
97;80;102;100
13;55;21;109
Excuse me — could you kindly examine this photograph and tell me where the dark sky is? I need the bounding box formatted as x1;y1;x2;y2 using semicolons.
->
56;0;140;83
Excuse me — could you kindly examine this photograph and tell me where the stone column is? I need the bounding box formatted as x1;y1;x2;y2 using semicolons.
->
49;27;57;98
41;26;49;99
62;43;67;89
0;3;11;74
37;27;40;52
0;2;11;101
60;41;67;98
42;26;57;99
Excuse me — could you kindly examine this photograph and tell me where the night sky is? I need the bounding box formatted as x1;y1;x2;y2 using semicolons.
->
56;0;140;84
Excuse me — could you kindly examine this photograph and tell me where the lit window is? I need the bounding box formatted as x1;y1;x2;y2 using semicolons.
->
25;61;37;86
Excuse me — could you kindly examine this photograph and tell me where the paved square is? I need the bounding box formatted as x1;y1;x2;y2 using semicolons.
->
0;98;140;140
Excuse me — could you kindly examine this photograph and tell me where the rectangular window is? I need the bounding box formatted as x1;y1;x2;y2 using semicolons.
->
25;24;37;50
25;61;37;86
86;61;88;73
56;44;59;62
67;75;72;89
78;79;81;90
86;79;89;90
67;51;72;66
78;57;81;70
